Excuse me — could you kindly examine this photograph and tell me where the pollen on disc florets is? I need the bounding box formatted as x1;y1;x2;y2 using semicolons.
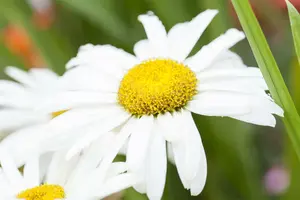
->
118;59;197;116
17;184;65;200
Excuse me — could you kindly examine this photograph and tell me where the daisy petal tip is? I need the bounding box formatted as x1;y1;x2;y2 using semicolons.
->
4;66;20;76
138;11;158;22
66;149;79;161
277;108;284;118
65;58;78;69
79;43;95;51
190;188;203;197
267;119;276;128
206;9;219;16
226;28;245;40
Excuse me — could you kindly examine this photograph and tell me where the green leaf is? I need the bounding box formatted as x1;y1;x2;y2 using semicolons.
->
287;0;300;66
123;188;148;200
56;0;134;45
231;0;300;159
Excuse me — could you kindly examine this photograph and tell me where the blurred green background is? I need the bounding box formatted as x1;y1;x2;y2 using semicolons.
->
1;0;300;199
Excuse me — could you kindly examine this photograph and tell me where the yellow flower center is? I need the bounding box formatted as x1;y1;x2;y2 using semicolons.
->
17;184;65;200
118;59;197;116
51;110;67;118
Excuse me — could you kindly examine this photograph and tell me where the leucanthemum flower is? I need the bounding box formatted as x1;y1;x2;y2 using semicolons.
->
22;10;283;199
0;146;137;200
0;67;67;166
0;67;62;136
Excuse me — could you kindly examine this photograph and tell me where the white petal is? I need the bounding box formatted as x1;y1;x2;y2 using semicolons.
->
156;111;185;142
134;39;156;61
187;91;252;116
74;133;115;173
167;142;175;165
46;106;116;138
23;156;40;188
197;67;263;80
106;162;128;178
66;44;138;77
5;67;36;87
183;112;202;181
199;77;268;91
66;109;130;159
38;91;117;112
146;129;167;200
198;81;267;96
230;112;277;127
92;173;138;199
172;140;189;189
209;50;245;69
90;118;136;183
0;149;24;190
185;29;245;72
126;116;154;172
0;110;49;132
0;80;26;94
138;12;168;57
29;68;59;86
0;125;49;167
168;10;218;61
45;150;79;185
60;66;120;92
190;145;207;196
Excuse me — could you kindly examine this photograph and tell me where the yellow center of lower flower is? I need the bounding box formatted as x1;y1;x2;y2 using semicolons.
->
51;110;67;118
118;59;197;116
17;184;65;200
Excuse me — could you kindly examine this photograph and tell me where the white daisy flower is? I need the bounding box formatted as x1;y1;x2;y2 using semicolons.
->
17;10;283;199
0;146;137;200
0;66;62;136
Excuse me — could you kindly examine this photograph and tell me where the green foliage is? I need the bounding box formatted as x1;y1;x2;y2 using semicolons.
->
231;0;300;160
287;1;300;66
0;0;298;199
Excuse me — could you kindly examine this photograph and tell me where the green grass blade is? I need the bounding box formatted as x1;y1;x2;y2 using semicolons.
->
287;0;300;66
56;0;133;45
231;0;300;158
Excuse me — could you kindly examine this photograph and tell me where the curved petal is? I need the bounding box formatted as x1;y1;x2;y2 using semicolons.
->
168;10;218;61
66;44;138;78
187;91;252;116
5;67;36;87
45;150;79;185
126;116;154;172
190;144;207;196
0;80;26;94
146;128;167;200
156;111;185;142
138;12;168;57
0;149;24;191
23;156;40;188
91;173;139;199
183;112;202;181
29;68;59;87
171;138;189;189
66;109;130;159
185;29;245;72
230;112;277;127
60;66;120;92
0;110;48;132
209;50;245;69
37;91;117;113
134;39;156;61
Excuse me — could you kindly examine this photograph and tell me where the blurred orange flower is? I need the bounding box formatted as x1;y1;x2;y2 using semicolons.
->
2;25;44;68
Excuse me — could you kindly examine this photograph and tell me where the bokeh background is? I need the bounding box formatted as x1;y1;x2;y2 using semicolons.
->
1;0;300;199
